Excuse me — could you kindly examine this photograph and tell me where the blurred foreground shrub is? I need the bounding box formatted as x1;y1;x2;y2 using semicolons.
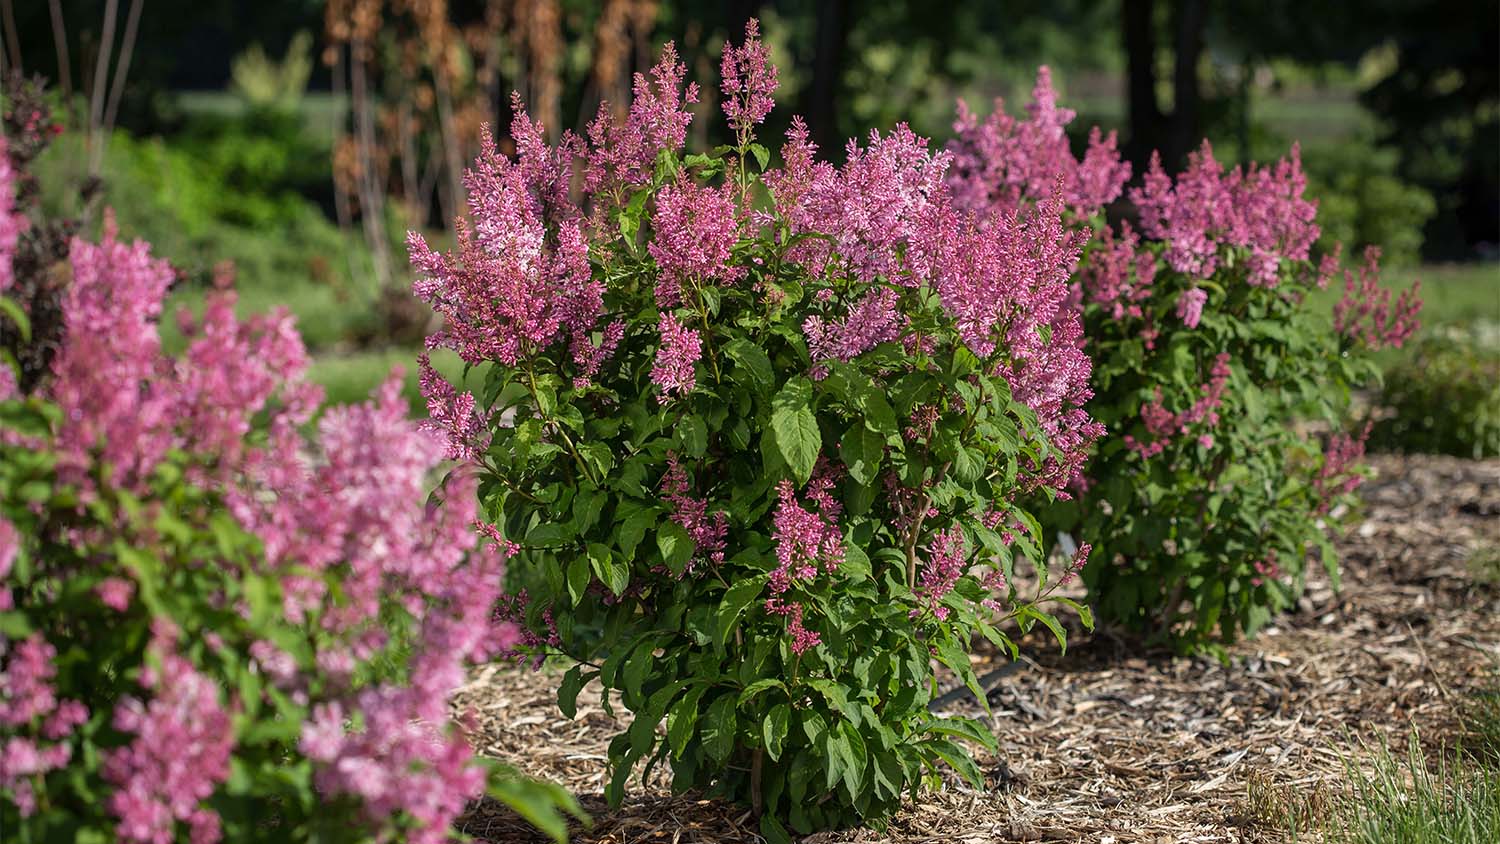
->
1;93;580;842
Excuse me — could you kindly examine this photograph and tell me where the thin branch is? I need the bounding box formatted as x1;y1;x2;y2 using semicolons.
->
87;0;120;177
48;0;73;106
101;0;144;135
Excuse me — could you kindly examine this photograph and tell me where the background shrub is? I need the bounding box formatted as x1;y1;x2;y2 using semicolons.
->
946;70;1421;652
1304;135;1437;268
417;25;1092;839
1370;329;1500;459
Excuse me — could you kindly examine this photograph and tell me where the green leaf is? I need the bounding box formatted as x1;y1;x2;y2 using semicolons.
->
921;716;998;752
738;678;785;706
667;685;707;757
618;188;649;243
840;542;872;581
748;142;771;171
589;542;629;597
657;522;694;575
725;339;774;389
566;555;591;605
678;415;708;457
764;703;790;761
702;694;737;764
714;574;769;650
617;509;655;560
558;665;586;719
839;423;884;485
1021;606;1069;653
0;296;30;342
771;377;821;485
922;738;985;788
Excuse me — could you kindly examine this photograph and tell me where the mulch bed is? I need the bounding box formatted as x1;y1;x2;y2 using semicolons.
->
455;454;1500;843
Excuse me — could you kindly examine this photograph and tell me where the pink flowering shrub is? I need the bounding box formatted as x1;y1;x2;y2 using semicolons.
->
0;112;580;840
414;24;1094;839
946;70;1422;652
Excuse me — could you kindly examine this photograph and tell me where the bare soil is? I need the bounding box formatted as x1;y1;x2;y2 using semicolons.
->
455;454;1500;843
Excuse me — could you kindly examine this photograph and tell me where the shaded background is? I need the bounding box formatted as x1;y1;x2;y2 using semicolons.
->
3;0;1496;406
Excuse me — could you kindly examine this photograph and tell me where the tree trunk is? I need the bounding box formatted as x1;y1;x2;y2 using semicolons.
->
1122;0;1162;172
1168;0;1206;169
804;0;851;156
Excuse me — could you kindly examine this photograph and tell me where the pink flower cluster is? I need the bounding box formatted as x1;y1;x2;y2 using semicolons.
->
0;136;24;295
720;19;778;139
1079;221;1157;320
1;634;88;817
766;468;846;653
410;123;601;373
651;313;702;398
1132;142;1320;288
769;121;949;284
1314;423;1372;514
1333;247;1422;350
418;352;489;461
104;625;233;844
1125;353;1232;459
946;67;1130;219
912;528;967;621
649;176;742;307
661;453;728;570
803;287;903;378
1175;287;1208;329
1250;552;1282;587
585;42;700;198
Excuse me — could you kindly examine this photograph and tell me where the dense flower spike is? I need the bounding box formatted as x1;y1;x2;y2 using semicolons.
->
1125;353;1232;459
651;313;702;397
1334;247;1422;350
1131;142;1319;287
1175;287;1207;328
720;19;779;139
104;627;234;844
1078;220;1156;319
410;124;599;370
649;177;743;306
773;123;949;283
661;453;729;569
803;287;903;378
585;42;700;197
913;528;967;620
418;353;489;461
946;67;1130;218
1;634;87;817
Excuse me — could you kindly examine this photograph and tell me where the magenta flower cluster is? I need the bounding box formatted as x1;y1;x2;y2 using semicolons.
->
1132;142;1319;288
1;152;516;840
1334;247;1422;350
720;19;779;138
1125;352;1232;459
946;67;1131;219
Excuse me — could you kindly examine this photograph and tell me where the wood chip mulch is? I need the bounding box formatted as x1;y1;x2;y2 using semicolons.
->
454;454;1500;843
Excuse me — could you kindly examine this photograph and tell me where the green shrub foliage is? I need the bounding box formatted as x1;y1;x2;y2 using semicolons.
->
946;69;1422;652
413;27;1095;837
1371;331;1500;459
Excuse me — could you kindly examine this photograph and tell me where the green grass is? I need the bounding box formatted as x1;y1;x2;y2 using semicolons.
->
309;347;465;411
1324;734;1500;844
